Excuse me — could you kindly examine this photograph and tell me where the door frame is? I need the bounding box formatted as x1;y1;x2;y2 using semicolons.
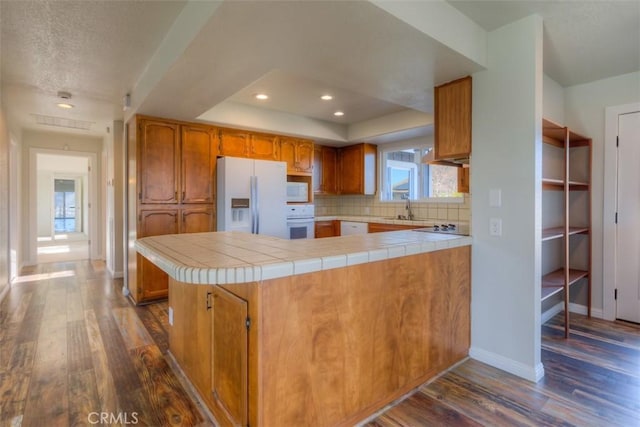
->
28;148;99;264
603;102;640;321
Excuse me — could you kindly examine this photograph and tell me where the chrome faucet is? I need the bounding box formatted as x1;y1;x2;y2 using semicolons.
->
403;195;414;220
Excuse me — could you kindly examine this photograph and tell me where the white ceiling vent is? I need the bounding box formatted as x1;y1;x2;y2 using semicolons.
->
31;114;94;131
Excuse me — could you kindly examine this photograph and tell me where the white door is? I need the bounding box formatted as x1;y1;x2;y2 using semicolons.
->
616;111;640;323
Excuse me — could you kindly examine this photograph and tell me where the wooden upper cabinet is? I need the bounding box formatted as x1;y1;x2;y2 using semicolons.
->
181;125;217;204
280;137;314;175
139;120;180;204
434;76;472;160
249;133;279;160
313;145;338;194
338;143;377;195
219;128;250;158
138;208;179;237
457;167;470;193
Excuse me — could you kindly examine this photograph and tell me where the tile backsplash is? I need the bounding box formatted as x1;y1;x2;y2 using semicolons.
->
314;194;471;223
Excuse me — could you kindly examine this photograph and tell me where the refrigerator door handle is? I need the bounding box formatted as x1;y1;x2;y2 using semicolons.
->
254;176;260;234
250;175;258;234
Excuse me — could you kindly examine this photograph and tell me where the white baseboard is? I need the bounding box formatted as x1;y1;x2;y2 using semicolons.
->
542;302;604;325
107;266;124;279
469;347;544;383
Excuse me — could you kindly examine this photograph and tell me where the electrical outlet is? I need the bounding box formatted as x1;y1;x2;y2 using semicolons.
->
489;218;502;236
168;307;174;326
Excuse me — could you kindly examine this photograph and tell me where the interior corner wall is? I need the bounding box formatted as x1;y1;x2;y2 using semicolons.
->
0;107;10;300
469;15;544;382
563;71;640;315
36;170;53;237
543;74;564;124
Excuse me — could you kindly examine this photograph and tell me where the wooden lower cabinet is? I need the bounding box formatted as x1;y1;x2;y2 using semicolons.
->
168;280;214;408
314;220;340;238
168;247;470;427
211;287;248;426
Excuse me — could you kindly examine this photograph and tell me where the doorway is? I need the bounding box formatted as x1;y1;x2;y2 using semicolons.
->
30;150;98;264
604;103;640;323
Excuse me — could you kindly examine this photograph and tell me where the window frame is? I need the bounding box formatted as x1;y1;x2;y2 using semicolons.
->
378;142;464;204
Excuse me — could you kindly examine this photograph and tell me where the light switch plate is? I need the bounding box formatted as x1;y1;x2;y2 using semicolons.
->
490;189;502;207
489;218;502;236
168;307;174;326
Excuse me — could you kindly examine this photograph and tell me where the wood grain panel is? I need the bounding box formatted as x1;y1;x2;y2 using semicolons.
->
260;247;471;426
434;76;472;159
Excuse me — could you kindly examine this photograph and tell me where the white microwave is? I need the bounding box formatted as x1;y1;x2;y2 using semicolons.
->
286;182;309;202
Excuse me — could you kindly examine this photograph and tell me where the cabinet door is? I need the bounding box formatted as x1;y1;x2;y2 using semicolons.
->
168;280;214;408
212;287;248;427
457;167;470;193
315;220;339;238
295;140;314;174
434;76;472;160
339;144;364;194
219;128;250;157
313;145;323;193
280;137;297;174
181;206;215;233
249;133;279;160
182;125;217;204
139;120;180;204
138;209;178;301
322;146;338;194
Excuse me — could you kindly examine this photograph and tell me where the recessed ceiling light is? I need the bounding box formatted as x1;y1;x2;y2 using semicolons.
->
56;103;74;109
255;93;269;100
321;95;333;101
334;111;344;117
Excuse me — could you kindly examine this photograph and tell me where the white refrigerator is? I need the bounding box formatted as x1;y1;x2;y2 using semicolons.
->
217;156;287;239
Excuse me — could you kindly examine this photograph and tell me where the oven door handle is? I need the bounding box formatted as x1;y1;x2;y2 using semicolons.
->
287;218;314;223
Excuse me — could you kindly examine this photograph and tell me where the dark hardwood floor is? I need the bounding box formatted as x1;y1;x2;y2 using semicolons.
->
1;260;638;426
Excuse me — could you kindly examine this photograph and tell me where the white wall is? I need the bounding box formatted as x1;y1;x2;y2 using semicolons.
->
105;121;124;278
9;135;21;281
21;130;103;264
563;71;640;314
543;74;564;124
36;170;53;237
470;15;544;382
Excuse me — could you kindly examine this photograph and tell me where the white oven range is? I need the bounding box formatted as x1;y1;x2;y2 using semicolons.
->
286;204;315;239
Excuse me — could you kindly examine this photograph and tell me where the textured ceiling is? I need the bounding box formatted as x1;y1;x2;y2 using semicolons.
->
449;0;640;86
1;0;638;140
0;0;187;135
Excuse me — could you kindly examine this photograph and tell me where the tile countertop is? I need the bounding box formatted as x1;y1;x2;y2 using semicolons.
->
135;230;472;285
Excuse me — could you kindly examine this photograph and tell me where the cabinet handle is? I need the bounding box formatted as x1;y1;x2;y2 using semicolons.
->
174;191;178;201
182;191;185;201
206;291;212;310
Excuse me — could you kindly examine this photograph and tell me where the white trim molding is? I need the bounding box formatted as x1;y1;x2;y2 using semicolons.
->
469;347;545;383
603;102;640;321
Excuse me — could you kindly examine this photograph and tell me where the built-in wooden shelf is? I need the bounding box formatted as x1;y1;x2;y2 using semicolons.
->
542;227;590;242
541;268;589;302
542;119;591;147
541;118;592;338
542;268;589;288
542;178;590;191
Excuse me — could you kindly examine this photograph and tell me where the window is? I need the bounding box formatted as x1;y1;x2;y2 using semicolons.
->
380;146;462;201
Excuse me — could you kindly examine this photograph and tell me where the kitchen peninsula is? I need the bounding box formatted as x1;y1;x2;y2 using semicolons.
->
136;230;472;427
